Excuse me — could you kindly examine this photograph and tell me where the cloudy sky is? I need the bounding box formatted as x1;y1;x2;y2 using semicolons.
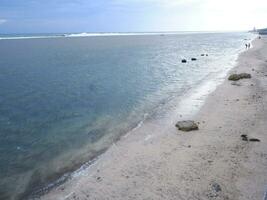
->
0;0;266;33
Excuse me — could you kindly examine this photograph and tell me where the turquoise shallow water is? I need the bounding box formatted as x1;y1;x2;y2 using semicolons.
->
0;32;253;199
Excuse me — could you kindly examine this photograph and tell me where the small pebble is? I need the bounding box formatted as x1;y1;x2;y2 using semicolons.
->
212;183;222;192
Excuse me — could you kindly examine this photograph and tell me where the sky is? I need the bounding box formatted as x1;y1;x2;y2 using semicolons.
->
0;0;267;33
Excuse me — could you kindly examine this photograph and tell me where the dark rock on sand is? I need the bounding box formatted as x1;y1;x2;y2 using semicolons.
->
207;182;222;198
212;183;222;192
175;120;199;132
228;73;251;81
241;134;248;141
191;58;197;61
201;54;205;56
181;59;187;63
241;134;260;142
249;138;261;142
240;73;252;78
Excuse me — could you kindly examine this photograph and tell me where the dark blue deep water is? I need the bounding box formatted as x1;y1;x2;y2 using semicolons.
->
0;32;253;199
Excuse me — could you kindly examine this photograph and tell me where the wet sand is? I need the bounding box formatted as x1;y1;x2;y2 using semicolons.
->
39;36;267;200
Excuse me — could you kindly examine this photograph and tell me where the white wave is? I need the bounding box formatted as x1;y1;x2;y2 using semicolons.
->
55;31;237;38
0;35;62;40
0;32;169;40
65;32;175;37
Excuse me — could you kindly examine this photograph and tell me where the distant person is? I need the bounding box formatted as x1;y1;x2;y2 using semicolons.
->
259;36;261;39
248;43;251;48
245;44;248;49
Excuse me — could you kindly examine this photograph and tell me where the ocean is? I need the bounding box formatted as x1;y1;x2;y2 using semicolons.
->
0;32;254;199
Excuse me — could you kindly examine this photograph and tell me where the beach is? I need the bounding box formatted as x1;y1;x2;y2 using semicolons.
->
1;33;251;200
38;36;267;200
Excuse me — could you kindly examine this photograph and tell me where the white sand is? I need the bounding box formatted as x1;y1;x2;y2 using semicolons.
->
39;36;267;200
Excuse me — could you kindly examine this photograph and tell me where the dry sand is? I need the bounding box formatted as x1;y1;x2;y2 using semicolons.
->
39;36;267;200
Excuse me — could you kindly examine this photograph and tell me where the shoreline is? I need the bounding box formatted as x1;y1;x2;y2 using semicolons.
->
39;36;267;200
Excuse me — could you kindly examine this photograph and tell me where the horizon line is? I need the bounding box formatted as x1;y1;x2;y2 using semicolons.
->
0;30;251;35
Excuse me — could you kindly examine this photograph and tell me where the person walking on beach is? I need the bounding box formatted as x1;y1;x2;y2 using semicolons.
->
248;43;251;48
245;44;248;49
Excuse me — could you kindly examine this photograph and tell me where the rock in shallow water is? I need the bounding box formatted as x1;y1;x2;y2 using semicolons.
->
175;120;199;132
228;73;251;81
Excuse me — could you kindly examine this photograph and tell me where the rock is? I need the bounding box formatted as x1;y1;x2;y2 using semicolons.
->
175;120;199;132
212;183;222;192
228;74;240;81
241;134;248;141
201;54;205;56
181;59;187;63
228;73;251;81
206;54;209;56
207;183;222;198
239;73;252;79
241;135;260;142
249;138;260;142
191;58;197;61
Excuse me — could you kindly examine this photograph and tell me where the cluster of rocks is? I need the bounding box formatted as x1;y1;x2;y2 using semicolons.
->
181;54;208;63
182;59;197;63
228;73;251;81
241;134;260;142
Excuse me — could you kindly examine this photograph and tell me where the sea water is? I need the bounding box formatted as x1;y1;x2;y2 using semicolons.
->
0;32;254;199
